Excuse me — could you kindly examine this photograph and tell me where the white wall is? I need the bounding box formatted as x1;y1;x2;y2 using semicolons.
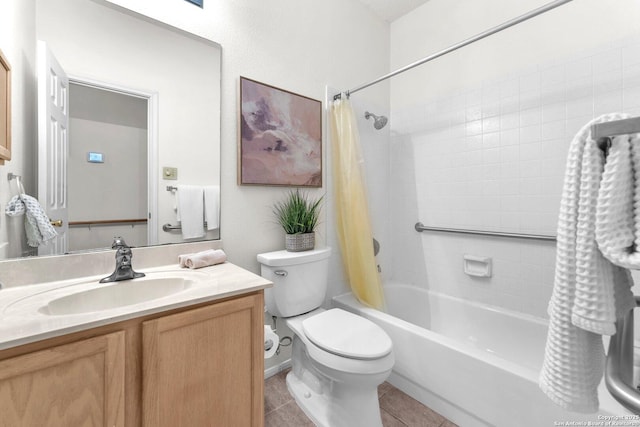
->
68;119;146;222
0;0;37;258
388;0;640;317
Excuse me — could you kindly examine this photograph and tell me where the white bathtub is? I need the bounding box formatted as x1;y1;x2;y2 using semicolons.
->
332;284;630;427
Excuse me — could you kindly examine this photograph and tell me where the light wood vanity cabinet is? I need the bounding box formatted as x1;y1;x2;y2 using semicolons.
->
0;291;264;427
142;293;264;427
0;331;125;427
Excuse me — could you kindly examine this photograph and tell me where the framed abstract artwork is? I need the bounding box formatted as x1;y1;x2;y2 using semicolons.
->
239;77;322;187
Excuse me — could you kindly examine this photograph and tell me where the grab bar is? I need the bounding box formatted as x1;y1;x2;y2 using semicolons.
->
162;222;208;232
414;222;557;242
605;296;640;414
69;218;147;228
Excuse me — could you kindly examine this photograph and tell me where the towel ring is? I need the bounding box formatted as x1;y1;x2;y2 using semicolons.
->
7;173;25;195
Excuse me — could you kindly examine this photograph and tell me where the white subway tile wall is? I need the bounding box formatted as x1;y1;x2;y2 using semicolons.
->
389;37;640;318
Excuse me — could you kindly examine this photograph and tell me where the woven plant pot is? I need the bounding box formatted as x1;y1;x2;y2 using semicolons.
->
285;232;315;252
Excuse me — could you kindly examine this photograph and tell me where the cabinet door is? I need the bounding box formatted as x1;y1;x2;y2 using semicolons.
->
0;331;125;427
143;293;264;427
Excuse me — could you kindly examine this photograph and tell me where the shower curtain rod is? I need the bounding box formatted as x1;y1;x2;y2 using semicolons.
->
333;0;574;101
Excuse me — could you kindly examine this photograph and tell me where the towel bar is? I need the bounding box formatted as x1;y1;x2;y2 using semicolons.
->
592;117;640;157
606;296;640;414
592;117;640;141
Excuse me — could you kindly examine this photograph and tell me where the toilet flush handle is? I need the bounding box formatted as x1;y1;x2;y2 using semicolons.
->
274;270;288;277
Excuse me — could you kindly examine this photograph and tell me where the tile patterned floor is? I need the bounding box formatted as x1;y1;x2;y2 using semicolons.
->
265;369;458;427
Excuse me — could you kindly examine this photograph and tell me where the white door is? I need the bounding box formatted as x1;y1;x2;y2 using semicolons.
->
37;41;69;255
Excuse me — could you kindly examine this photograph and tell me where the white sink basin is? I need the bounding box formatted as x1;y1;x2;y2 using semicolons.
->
39;273;203;316
0;269;217;316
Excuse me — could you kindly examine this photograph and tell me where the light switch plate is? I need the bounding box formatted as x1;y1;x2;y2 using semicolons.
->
163;167;178;180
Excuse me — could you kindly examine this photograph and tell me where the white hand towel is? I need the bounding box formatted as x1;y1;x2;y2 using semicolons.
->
178;252;195;268
177;185;205;239
596;132;640;269
180;249;226;269
539;113;637;413
203;185;220;230
570;125;635;336
5;194;57;247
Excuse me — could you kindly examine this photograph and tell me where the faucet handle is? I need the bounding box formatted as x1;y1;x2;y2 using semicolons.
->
111;237;129;249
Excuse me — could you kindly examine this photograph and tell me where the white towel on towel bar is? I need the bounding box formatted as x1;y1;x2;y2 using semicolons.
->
539;113;638;413
203;185;220;230
596;131;640;269
176;185;205;239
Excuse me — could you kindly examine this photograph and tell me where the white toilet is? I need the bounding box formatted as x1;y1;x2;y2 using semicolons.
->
258;247;394;427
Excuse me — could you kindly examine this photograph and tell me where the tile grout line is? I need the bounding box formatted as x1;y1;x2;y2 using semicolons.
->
381;408;409;426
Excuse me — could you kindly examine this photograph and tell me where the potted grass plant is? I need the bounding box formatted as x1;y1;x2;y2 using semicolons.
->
273;189;323;252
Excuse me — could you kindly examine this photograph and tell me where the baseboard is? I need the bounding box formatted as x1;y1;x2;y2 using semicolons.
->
264;359;292;379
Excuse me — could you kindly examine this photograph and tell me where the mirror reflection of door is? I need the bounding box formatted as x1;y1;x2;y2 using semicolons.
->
38;42;152;255
37;41;69;256
67;82;148;253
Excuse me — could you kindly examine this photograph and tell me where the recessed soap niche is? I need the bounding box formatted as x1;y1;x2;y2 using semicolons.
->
463;254;492;278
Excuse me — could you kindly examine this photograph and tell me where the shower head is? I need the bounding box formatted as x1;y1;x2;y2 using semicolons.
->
364;111;388;130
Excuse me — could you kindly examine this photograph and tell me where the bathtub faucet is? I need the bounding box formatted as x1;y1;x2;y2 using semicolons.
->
100;237;146;283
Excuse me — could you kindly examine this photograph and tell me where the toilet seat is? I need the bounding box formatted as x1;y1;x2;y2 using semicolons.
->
302;308;392;360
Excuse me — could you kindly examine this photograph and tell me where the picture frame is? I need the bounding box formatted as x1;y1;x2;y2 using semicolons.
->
239;77;322;187
0;48;11;165
184;0;203;7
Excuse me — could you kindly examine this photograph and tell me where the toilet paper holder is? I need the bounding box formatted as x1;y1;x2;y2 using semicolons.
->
265;336;291;352
265;337;275;352
265;315;292;358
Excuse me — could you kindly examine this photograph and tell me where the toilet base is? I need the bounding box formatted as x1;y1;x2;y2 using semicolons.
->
286;369;384;427
286;370;331;427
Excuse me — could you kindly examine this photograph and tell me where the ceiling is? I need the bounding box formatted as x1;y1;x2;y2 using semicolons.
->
356;0;431;22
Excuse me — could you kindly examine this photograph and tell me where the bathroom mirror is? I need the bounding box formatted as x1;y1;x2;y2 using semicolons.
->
9;0;221;259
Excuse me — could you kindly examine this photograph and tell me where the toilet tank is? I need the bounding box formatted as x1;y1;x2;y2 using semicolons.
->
257;247;331;318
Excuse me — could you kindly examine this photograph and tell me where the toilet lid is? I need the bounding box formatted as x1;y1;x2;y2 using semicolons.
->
302;309;392;360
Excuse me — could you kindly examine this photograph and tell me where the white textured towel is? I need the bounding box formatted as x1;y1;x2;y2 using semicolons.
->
5;194;57;247
539;113;638;413
177;185;205;239
179;249;226;269
596;131;640;269
203;185;220;230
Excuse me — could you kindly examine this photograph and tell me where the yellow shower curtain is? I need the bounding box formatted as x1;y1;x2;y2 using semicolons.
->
329;98;385;309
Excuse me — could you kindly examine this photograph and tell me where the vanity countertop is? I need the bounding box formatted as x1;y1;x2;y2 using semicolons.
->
0;262;272;351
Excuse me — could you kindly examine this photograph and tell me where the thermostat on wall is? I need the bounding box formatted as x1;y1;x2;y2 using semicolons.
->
87;152;104;163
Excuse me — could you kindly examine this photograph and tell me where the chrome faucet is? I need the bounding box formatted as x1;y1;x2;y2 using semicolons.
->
100;237;145;283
